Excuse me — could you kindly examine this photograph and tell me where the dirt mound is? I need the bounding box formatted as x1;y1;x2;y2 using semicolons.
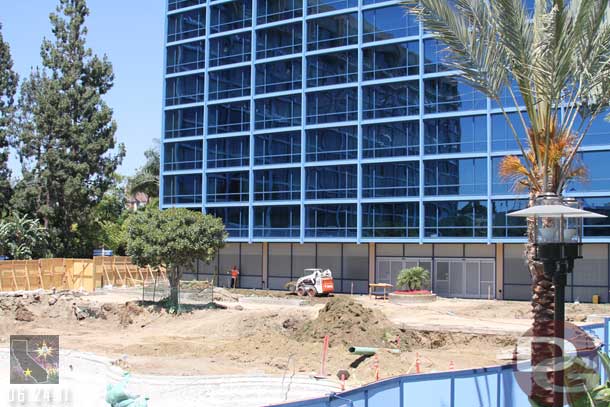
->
294;297;396;348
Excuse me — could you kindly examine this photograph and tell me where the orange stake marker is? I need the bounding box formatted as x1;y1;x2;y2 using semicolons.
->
415;352;421;373
449;360;455;370
373;354;380;381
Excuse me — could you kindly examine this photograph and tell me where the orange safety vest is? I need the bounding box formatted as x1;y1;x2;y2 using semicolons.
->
231;269;239;278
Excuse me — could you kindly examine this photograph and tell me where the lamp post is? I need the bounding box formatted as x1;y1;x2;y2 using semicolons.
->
508;192;606;406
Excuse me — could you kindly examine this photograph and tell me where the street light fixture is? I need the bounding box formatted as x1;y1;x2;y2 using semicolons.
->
508;192;606;406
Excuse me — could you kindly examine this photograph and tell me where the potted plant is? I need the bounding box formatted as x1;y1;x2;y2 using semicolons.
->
396;266;430;292
390;267;436;304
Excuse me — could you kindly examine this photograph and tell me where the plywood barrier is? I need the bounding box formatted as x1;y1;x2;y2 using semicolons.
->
0;257;167;292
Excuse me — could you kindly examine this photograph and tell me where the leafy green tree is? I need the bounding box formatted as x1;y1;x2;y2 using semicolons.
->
407;0;610;403
0;23;18;216
126;207;227;308
127;143;159;199
92;181;129;254
396;267;430;291
0;214;48;260
12;0;125;257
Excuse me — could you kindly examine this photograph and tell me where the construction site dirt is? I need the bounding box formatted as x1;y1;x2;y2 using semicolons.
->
0;287;608;388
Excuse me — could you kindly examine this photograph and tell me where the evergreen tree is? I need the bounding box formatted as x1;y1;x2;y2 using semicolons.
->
13;0;125;257
0;24;18;216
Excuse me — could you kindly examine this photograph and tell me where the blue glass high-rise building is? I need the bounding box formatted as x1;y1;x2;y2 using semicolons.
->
161;0;610;301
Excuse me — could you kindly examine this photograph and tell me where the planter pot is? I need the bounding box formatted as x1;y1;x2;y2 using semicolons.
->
389;291;437;304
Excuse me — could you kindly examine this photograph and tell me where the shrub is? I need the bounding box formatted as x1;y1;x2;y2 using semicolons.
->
396;267;430;291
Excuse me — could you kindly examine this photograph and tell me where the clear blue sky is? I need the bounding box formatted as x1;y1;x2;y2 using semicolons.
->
1;0;165;177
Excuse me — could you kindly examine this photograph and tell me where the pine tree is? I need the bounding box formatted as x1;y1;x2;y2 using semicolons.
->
13;0;125;257
0;24;18;216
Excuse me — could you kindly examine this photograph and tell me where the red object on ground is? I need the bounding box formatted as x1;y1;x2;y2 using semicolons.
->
318;335;329;377
394;290;432;295
340;373;346;390
373;355;380;381
415;352;421;374
449;360;455;370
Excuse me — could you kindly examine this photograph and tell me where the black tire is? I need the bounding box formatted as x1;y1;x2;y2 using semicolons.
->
307;287;317;297
296;287;306;296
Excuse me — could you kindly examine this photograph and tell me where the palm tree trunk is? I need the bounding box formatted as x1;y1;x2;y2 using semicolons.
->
528;193;555;406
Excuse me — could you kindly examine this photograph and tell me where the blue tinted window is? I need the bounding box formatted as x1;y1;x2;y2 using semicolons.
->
424;158;487;196
568;151;610;193
257;0;303;24
207;171;249;202
256;23;302;59
363;162;419;198
210;0;252;33
362;203;419;238
208;66;251;100
256;59;302;94
424;78;487;113
306;88;358;124
254;132;301;165
208;101;250;134
306;126;357;161
169;0;204;12
168;8;205;42
307;13;358;51
209;33;251;67
491;113;529;152
573;112;610;147
307;50;358;87
306;165;357;199
363;42;419;80
305;204;357;238
207;207;249;238
362;121;419;158
165;73;205;106
254;206;300;237
165;107;204;139
424;116;487;155
207;136;249;168
492;199;527;238
491;156;522;195
362;6;418;42
308;0;357;15
166;41;205;74
582;197;610;237
491;81;524;109
424;200;488;238
255;94;301;129
423;39;450;74
363;81;419;119
254;168;300;200
163;174;202;205
164;140;203;171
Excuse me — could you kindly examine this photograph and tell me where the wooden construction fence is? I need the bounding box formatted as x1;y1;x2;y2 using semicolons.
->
0;257;167;292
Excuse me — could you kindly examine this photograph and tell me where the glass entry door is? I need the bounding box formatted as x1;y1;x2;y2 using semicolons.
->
434;258;495;299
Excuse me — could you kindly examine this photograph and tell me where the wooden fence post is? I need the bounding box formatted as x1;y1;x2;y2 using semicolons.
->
38;260;44;289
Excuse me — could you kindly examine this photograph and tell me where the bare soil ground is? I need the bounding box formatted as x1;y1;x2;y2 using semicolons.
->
1;288;608;387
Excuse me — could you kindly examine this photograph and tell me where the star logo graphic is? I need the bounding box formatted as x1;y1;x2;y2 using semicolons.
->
23;368;32;378
35;341;55;361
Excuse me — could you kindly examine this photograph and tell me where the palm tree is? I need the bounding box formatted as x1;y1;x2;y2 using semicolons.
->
406;0;610;404
128;143;160;199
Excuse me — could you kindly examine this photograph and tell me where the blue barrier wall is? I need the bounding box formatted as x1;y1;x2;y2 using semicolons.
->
269;320;609;407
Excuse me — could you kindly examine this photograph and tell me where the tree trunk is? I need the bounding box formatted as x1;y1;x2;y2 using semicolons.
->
169;265;181;311
528;193;555;406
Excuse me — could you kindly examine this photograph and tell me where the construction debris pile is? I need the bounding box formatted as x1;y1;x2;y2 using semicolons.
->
0;289;154;328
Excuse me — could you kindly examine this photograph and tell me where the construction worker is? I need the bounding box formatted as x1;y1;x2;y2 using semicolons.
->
230;265;240;289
